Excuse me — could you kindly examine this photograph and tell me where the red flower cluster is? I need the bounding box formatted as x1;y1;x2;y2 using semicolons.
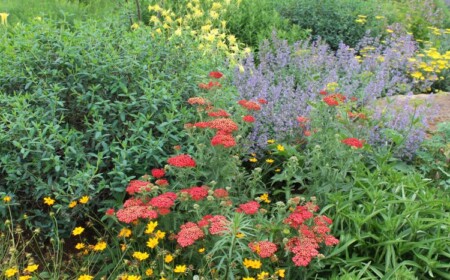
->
188;97;208;105
236;201;260;215
209;71;224;79
243;115;255;123
155;179;169;186
176;222;205;247
199;81;221;90
347;111;366;119
208;118;239;134
323;93;346;106
211;133;236;148
208;215;229;235
126;180;151;195
149;192;177;215
151;168;165;178
213;188;229;198
208;109;230;118
167;154;196;167
258;98;268;104
238;99;261;111
286;236;320;267
284;205;314;229
296;116;309;123
341;138;364;148
116;198;158;224
319;90;328;95
249;241;278;258
181;186;209;201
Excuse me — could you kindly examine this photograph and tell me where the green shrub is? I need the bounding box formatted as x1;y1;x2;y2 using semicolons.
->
224;0;310;49
0;18;226;235
279;0;387;50
323;165;450;279
0;0;116;24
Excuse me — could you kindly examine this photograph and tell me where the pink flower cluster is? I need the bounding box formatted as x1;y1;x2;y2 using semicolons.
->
176;222;205;247
126;180;151;195
181;186;209;201
283;202;339;266
116;198;158;224
236;201;260;215
249;241;278;258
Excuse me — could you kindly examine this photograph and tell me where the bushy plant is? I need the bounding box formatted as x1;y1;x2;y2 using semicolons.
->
234;33;434;158
0;18;228;234
323;164;450;279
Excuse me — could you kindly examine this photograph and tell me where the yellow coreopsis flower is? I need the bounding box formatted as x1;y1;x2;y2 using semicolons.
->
257;271;269;280
164;254;174;263
19;276;32;280
75;243;86;250
132;251;149;261
72;226;85;236
155;230;166;239
266;159;274;164
243;258;262;269
147;237;159;248
93;241;107;251
78;275;93;280
69;201;77;208
210;11;219;19
243;278;255;280
198;247;206;253
43;197;55;206
386;29;394;33
3;196;11;203
145;268;154;276
145;221;158;234
118;228;132;238
126;276;141;280
276;269;286;278
24;264;39;273
249;157;257;163
4;267;18;278
277;144;285;151
0;13;9;25
259;193;271;203
174;264;187;273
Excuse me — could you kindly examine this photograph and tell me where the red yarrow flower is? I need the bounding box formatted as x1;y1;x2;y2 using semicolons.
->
105;208;115;216
211;133;236;148
126;180;151;195
181;186;209;201
188;97;208;105
208;118;239;133
151;168;165;178
258;98;268;104
249;241;278;258
341;138;364;148
323;94;346;106
199;81;221;90
319;90;328;95
167;154;196;167
243;115;255;123
213;188;229;198
208;109;230;118
238;99;261;111
155;179;169;186
236;201;260;215
177;222;205;247
296;116;309;123
209;71;224;79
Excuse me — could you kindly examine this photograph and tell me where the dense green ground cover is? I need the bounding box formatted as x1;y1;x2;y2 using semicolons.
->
0;0;449;279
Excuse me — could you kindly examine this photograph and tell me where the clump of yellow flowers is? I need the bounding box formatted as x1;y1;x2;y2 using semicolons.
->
147;0;250;66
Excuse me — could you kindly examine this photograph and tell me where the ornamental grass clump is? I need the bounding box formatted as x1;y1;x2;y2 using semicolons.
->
234;32;434;157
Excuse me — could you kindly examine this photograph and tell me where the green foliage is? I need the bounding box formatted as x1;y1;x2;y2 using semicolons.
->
0;18;225;235
224;0;310;49
415;122;450;190
279;0;387;50
323;165;450;279
0;0;118;24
